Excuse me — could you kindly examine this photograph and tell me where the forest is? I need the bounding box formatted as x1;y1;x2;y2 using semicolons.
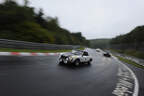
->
0;0;89;46
110;26;144;59
111;26;144;44
89;39;110;49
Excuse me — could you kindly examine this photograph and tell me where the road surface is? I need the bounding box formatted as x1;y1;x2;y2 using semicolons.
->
0;49;143;96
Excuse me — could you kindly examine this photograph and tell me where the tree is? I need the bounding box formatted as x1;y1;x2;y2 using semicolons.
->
0;0;89;45
24;0;29;7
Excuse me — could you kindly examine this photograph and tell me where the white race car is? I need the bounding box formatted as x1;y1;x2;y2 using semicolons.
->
59;51;92;66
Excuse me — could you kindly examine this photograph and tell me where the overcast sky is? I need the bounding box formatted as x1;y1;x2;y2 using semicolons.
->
1;0;144;39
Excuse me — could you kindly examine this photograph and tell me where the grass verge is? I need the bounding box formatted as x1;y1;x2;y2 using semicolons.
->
115;55;144;69
0;47;85;53
111;49;144;59
0;48;72;53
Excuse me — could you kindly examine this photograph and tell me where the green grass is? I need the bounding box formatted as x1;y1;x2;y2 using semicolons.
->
111;49;144;59
0;47;85;53
115;55;144;69
78;47;85;50
0;48;72;53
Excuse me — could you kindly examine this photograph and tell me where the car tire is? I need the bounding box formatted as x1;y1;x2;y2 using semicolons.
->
88;59;92;65
59;59;65;65
74;59;80;66
87;61;91;65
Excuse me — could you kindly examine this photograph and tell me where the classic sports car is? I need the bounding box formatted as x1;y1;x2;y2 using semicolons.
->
59;51;92;66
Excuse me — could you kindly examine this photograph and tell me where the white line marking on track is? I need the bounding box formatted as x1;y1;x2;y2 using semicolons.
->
0;52;11;56
19;52;32;56
113;56;139;96
0;52;61;56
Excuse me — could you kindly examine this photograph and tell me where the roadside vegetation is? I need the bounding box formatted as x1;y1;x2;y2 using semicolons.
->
110;26;144;59
89;26;144;60
111;26;144;44
0;0;89;46
0;48;72;53
115;55;144;69
89;39;111;49
0;47;84;53
111;49;144;59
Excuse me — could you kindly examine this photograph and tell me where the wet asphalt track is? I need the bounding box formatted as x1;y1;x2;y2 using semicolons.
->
0;49;142;96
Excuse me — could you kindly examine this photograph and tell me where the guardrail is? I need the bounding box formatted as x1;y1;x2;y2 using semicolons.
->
0;39;80;50
110;43;144;51
112;51;144;67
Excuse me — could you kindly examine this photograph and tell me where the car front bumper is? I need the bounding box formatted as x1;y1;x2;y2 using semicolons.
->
59;57;75;64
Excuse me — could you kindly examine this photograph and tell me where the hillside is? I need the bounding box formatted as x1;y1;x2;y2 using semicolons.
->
110;26;144;59
89;39;111;49
111;26;144;44
0;0;89;46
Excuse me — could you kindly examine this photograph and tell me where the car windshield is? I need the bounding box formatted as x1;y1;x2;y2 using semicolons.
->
72;51;83;55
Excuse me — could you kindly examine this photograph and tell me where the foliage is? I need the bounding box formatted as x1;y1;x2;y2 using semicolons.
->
110;26;144;59
0;0;89;45
89;39;111;49
0;48;72;53
115;55;144;69
112;49;144;59
111;26;144;44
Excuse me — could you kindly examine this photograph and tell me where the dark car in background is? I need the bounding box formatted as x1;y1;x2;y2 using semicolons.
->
103;52;111;57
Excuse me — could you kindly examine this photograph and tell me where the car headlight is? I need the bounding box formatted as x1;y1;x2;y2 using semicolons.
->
69;56;74;61
66;58;69;61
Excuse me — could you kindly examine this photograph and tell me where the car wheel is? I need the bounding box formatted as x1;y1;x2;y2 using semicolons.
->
88;59;92;65
59;61;64;65
87;61;91;65
74;59;80;66
59;59;65;65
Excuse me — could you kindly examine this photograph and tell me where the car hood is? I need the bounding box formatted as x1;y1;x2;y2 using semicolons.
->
61;52;73;57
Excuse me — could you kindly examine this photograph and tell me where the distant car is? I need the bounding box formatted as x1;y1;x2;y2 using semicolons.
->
103;52;111;57
59;51;92;66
